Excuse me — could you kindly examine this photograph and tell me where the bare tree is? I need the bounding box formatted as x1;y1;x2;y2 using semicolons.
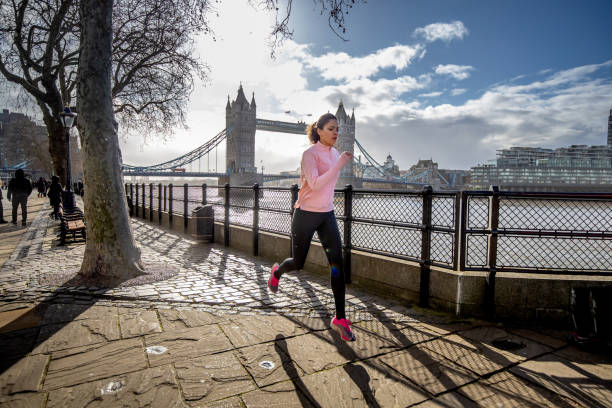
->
258;0;365;57
0;0;211;184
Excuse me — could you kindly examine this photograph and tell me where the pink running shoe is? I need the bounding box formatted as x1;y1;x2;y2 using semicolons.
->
268;263;280;293
331;316;356;341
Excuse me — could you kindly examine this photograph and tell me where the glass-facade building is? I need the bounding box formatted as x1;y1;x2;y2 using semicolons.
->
470;144;612;191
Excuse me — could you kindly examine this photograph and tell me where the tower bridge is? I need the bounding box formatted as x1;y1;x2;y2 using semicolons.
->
123;85;453;189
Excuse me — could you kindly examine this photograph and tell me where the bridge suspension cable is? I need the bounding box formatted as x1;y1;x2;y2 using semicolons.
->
122;128;230;172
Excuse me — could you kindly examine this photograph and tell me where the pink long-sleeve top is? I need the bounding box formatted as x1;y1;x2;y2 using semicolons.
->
294;141;349;212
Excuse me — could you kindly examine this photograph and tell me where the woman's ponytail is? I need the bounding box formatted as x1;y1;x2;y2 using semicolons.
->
306;122;319;144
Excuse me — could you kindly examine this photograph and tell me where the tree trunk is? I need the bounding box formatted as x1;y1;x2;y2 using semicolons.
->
77;0;143;280
38;101;67;183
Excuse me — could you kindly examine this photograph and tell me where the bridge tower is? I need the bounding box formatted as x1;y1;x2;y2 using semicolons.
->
335;101;360;187
224;85;258;186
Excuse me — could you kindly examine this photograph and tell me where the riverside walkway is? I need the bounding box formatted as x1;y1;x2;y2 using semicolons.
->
0;197;610;407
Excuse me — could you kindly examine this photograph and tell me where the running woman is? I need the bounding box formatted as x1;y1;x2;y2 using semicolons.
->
268;113;355;341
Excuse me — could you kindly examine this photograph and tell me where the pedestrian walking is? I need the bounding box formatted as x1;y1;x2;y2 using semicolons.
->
37;177;47;197
47;176;63;220
7;169;33;226
0;179;7;224
268;113;356;341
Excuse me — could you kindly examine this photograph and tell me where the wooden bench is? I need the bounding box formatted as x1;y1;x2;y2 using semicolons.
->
58;207;86;244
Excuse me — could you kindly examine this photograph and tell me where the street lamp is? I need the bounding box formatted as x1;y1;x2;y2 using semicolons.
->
59;106;77;211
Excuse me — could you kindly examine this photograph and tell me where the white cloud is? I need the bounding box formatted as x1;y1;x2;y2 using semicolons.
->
304;44;424;81
435;64;474;80
451;88;466;96
414;21;468;43
419;91;443;97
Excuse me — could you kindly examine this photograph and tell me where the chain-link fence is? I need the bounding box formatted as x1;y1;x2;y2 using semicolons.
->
126;183;612;276
461;190;612;274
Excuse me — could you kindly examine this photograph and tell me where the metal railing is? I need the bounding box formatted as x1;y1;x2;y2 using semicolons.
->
126;183;612;309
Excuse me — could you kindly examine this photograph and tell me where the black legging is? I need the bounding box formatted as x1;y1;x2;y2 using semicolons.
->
274;208;346;319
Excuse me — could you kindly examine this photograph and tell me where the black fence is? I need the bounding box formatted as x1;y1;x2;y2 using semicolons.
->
125;182;612;306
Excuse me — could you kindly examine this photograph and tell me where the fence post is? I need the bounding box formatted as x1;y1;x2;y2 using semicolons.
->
184;183;189;230
158;183;162;225
453;192;461;271
149;183;153;221
168;183;173;227
419;185;433;308
163;185;167;212
224;183;230;247
253;183;259;256
343;184;353;284
135;183;139;217
485;186;500;319
130;184;134;216
141;183;146;220
202;183;207;205
124;183;128;197
290;184;299;257
459;191;468;271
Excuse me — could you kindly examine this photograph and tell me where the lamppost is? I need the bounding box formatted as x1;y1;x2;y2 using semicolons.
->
59;106;77;211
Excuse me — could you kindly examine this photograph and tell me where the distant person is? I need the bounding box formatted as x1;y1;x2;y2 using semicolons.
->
77;180;84;197
7;169;33;226
37;177;47;197
267;113;355;341
47;176;62;220
0;179;7;224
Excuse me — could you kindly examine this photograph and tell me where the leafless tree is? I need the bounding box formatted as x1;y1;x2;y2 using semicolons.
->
258;0;365;57
0;0;212;184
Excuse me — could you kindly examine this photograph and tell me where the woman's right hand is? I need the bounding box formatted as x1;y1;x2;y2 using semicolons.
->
339;151;354;164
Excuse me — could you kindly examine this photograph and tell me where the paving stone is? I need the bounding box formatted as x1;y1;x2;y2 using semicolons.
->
0;327;38;371
197;396;244;407
296;360;428;408
0;305;46;334
44;338;148;390
276;329;395;375
510;353;612;408
458;326;552;361
284;314;331;331
553;345;612;365
355;320;439;347
241;381;314;408
33;315;121;353
458;371;583;408
0;392;45;408
379;344;478;395
41;304;117;325
421;331;544;377
46;365;183;408
119;309;162;338
411;392;478;407
506;327;568;349
158;309;219;331
0;354;48;395
174;351;256;405
220;315;308;348
296;367;376;408
415;319;481;336
235;341;305;387
144;325;233;367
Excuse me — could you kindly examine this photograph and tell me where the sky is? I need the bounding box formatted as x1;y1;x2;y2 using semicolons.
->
120;0;612;173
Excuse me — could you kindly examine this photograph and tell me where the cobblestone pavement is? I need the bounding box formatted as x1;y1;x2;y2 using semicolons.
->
0;201;610;407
